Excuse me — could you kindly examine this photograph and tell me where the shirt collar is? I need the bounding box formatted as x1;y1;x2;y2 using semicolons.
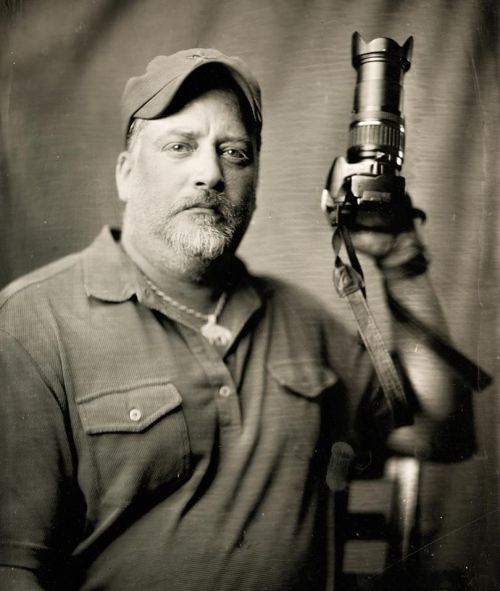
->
83;226;142;302
82;227;264;330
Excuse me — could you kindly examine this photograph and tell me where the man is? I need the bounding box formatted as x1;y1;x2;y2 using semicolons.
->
0;49;474;590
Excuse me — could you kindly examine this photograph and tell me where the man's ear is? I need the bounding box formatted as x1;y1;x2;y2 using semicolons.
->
116;151;133;203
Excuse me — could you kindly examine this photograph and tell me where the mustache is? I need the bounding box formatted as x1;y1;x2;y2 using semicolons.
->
171;191;229;216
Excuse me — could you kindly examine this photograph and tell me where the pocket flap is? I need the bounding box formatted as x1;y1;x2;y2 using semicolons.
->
77;381;182;434
267;360;338;398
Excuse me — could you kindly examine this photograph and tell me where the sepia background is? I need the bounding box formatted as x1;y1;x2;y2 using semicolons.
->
1;0;498;588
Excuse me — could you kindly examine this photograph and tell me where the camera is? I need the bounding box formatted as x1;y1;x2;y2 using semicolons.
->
322;32;420;232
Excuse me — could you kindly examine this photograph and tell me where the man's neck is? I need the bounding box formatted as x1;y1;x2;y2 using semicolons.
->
121;233;237;315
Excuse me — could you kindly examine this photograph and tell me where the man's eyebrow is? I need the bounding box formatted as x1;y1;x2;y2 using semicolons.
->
154;129;253;146
219;134;252;144
155;128;198;141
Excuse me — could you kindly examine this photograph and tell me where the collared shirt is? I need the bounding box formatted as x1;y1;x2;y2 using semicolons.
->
0;227;379;591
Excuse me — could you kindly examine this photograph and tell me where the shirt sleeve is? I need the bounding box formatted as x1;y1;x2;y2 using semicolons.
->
0;329;82;582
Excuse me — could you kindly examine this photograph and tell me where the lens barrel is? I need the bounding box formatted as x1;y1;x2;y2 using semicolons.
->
348;32;413;169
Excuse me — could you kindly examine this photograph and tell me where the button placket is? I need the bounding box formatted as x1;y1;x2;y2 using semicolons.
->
216;382;241;428
176;323;242;428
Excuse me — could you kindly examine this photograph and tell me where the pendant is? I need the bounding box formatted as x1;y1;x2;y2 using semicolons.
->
201;315;232;346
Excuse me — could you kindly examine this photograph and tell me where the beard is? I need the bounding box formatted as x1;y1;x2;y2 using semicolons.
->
161;191;252;260
124;188;255;272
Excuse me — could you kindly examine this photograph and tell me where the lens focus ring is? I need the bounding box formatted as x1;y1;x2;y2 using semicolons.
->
348;120;405;166
349;121;404;151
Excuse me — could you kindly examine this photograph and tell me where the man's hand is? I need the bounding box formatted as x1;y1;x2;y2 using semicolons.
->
348;229;413;260
347;226;430;281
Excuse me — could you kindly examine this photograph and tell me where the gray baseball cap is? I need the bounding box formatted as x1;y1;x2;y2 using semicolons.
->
121;48;262;143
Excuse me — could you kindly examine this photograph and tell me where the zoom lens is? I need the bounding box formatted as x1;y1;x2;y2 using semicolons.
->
348;32;413;169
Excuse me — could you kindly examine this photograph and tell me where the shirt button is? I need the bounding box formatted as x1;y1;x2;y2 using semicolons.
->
219;385;232;398
129;408;142;421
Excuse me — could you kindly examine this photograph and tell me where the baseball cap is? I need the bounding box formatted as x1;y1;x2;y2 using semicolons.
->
121;48;262;144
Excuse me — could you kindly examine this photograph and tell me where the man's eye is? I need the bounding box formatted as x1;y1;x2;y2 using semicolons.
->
221;147;251;164
162;142;193;155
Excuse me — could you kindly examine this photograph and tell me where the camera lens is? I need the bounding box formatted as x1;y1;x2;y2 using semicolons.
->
348;33;413;169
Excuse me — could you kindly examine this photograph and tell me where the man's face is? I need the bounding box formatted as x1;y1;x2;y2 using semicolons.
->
117;88;259;267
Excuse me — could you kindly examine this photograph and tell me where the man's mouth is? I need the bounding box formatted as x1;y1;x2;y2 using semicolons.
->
178;196;224;215
175;202;224;224
168;193;229;222
183;204;219;215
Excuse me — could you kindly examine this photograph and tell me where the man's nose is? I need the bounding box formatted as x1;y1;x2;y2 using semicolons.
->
193;147;225;192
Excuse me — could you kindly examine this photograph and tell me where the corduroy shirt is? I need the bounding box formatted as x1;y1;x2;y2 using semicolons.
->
0;227;379;591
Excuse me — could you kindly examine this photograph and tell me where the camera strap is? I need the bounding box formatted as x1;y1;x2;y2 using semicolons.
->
332;224;413;429
331;220;492;432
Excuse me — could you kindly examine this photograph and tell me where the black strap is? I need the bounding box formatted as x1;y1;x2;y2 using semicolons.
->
332;226;413;429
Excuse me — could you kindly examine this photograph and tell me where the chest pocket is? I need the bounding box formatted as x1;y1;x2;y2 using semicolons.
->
268;360;338;461
76;380;191;505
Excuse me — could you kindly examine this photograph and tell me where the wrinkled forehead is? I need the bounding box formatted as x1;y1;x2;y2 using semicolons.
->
126;90;259;158
136;89;251;143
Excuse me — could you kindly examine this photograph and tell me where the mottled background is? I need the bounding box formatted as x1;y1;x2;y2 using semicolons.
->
1;0;498;588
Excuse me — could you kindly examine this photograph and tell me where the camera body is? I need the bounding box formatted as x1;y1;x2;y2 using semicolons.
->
323;33;417;232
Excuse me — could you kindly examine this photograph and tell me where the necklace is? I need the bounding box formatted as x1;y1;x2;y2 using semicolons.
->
143;276;233;347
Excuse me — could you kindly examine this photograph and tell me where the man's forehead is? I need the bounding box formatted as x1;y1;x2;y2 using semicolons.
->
138;90;253;141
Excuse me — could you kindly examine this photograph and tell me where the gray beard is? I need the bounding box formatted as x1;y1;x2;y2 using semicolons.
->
124;189;255;280
162;213;235;261
157;189;253;260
